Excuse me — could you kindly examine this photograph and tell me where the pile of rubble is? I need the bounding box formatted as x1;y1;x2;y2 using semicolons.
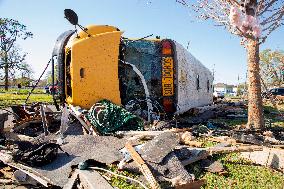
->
0;102;283;189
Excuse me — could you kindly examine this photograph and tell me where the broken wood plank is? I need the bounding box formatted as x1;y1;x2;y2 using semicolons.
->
207;145;263;155
175;179;206;189
207;136;236;145
182;141;203;147
181;145;263;166
191;104;225;115
77;169;114;189
125;142;160;189
68;105;99;135
3;162;54;187
117;131;170;137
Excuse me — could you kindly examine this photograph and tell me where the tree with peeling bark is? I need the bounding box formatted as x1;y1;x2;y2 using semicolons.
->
0;18;33;90
176;0;284;129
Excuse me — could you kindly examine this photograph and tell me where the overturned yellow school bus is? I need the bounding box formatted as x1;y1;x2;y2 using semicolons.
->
51;24;213;118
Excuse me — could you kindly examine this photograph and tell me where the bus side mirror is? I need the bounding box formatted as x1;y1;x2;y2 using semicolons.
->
64;9;78;25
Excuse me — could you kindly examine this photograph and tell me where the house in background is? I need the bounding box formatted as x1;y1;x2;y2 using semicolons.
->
214;83;236;94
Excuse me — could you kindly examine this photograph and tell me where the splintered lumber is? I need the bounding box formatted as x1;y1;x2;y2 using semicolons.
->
208;145;263;155
117;129;192;138
181;145;263;166
0;150;53;187
77;170;114;189
117;131;169;137
183;141;203;147
6;162;53;187
191;104;224;115
125;142;160;189
175;179;206;189
207;136;236;145
179;132;203;147
69;105;99;135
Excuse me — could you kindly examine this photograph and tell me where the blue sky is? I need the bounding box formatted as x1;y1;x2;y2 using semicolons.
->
0;0;283;84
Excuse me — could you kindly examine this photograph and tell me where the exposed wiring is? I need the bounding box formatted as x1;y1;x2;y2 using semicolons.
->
89;167;149;189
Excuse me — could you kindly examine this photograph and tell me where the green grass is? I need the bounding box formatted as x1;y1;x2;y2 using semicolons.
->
263;103;284;128
203;106;284;189
209;118;247;128
0;92;52;108
187;153;284;189
102;165;145;189
0;88;46;94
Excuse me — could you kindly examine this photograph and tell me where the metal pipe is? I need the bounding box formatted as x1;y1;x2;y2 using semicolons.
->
51;56;55;97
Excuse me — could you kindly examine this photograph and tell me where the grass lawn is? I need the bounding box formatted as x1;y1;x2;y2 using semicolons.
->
187;141;284;189
0;89;53;108
200;101;284;189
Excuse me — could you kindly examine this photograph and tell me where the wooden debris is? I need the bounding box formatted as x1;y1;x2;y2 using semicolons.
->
183;141;203;147
2;161;54;187
179;132;203;147
125;142;160;189
77;169;114;189
181;145;263;166
200;160;224;173
191;104;225;115
207;136;236;145
68;105;99;135
117;129;193;138
207;145;263;155
175;179;206;189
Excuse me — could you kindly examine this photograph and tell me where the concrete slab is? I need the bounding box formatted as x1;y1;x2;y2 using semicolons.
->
241;147;284;172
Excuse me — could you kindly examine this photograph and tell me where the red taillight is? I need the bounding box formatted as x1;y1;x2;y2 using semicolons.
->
163;98;174;112
162;41;172;55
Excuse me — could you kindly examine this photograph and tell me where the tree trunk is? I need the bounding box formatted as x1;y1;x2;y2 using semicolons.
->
4;54;9;91
246;39;264;129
